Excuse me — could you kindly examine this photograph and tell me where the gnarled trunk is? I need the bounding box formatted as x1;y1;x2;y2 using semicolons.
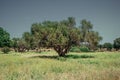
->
54;45;70;57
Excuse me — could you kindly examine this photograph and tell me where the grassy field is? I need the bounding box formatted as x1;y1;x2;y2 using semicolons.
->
0;51;120;80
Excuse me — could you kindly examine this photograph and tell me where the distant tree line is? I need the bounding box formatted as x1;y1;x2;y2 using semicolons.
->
0;17;120;56
98;38;120;51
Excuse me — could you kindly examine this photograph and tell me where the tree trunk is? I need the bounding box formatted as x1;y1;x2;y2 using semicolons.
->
54;45;70;57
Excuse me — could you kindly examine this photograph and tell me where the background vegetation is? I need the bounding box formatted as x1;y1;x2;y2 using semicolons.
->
0;17;120;55
1;17;120;55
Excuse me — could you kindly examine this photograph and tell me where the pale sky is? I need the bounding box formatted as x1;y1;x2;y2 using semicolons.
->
0;0;120;43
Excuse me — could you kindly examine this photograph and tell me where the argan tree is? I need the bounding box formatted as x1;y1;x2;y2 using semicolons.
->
30;17;81;56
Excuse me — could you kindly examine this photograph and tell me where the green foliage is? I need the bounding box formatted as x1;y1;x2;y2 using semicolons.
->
22;32;33;51
0;27;10;47
80;20;102;50
70;46;89;52
0;18;103;55
79;46;90;52
114;37;120;50
103;42;113;51
70;46;81;52
12;17;102;56
1;47;10;54
17;39;27;52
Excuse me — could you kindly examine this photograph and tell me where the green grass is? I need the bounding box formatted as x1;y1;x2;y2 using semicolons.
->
0;51;120;80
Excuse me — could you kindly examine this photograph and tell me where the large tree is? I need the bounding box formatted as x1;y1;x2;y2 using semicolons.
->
30;18;81;56
0;27;10;47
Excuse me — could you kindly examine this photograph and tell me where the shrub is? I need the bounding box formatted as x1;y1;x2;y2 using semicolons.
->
79;46;90;52
1;47;10;54
70;46;90;52
70;46;81;52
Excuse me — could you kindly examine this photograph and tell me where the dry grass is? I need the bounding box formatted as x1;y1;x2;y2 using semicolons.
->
0;51;120;80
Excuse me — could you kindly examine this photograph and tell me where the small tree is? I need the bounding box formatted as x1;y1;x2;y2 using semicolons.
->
103;42;113;51
79;20;102;50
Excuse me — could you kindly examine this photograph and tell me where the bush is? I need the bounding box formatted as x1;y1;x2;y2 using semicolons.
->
70;46;90;52
1;47;10;54
70;46;81;52
79;46;90;52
